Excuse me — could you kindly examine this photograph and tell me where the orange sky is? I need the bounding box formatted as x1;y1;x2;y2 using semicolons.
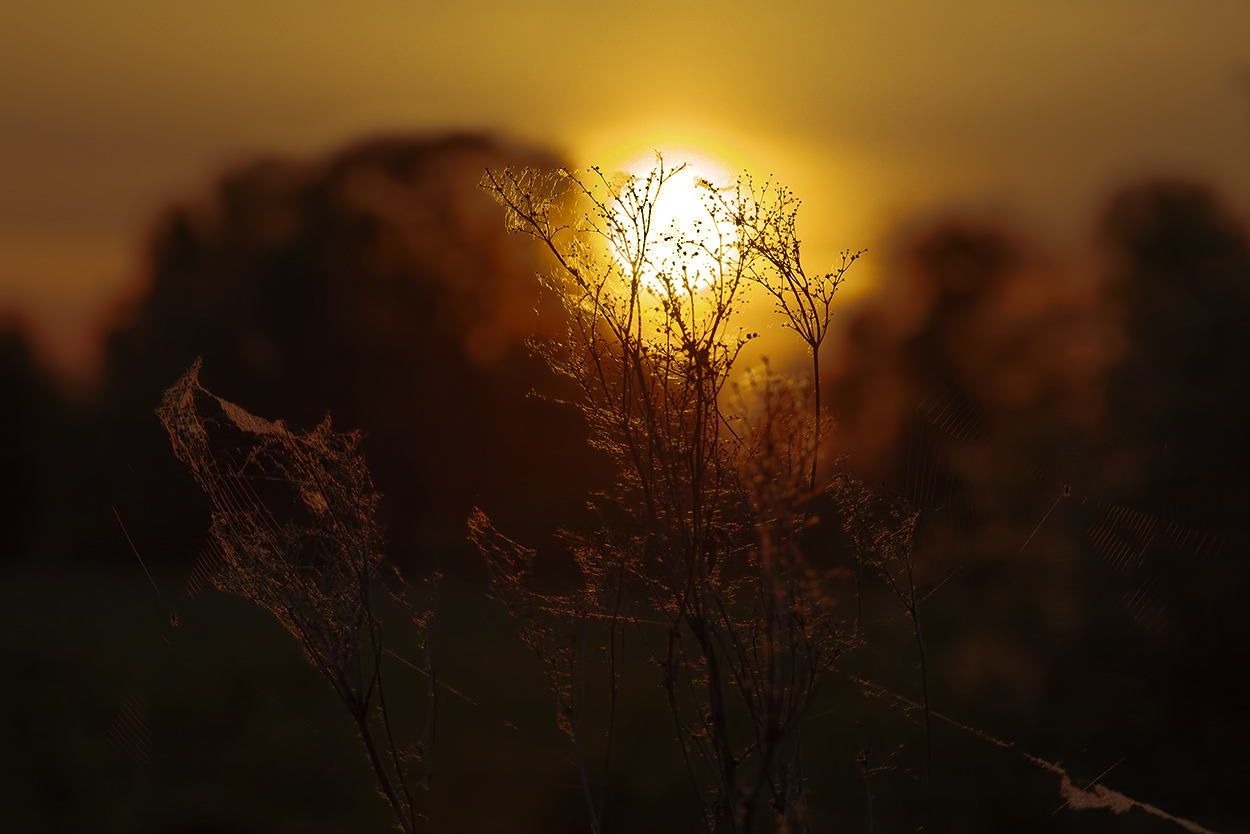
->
3;1;1249;382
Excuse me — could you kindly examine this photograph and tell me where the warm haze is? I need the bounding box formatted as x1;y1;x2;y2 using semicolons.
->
3;0;1249;381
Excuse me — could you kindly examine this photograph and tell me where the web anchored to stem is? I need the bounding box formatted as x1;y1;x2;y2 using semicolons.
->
158;359;438;834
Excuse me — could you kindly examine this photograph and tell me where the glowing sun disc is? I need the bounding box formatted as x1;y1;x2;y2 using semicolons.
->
612;154;733;292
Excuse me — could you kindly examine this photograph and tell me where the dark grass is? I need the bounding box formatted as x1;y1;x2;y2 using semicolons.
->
5;557;1240;832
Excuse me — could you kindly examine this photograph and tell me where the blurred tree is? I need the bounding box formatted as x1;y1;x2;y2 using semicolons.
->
0;320;73;567
89;134;612;577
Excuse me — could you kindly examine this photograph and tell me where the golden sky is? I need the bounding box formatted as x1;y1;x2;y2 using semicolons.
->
3;0;1249;380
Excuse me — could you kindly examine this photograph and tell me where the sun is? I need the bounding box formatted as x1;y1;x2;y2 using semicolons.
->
610;152;735;293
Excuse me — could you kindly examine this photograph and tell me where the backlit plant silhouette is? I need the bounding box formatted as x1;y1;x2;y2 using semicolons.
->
710;178;863;492
474;157;889;833
158;359;434;834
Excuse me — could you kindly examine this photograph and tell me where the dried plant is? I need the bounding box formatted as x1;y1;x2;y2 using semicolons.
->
158;359;434;834
830;476;931;800
469;509;623;834
478;157;884;833
710;178;863;492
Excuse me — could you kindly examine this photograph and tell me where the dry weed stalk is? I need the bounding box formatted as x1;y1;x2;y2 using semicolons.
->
831;476;931;800
710;178;863;492
477;158;888;833
158;359;434;834
469;510;624;834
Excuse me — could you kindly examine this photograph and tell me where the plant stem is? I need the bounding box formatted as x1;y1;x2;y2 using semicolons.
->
354;709;415;834
810;349;821;495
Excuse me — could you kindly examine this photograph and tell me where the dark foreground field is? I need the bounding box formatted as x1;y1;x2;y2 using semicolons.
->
2;557;1242;833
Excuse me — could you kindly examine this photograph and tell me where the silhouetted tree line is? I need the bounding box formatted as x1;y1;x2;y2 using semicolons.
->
2;134;614;578
2;139;1247;603
0;321;78;563
826;180;1250;631
824;181;1250;817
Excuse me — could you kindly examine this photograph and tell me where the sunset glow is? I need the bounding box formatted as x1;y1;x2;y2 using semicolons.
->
4;2;1248;381
609;153;736;294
